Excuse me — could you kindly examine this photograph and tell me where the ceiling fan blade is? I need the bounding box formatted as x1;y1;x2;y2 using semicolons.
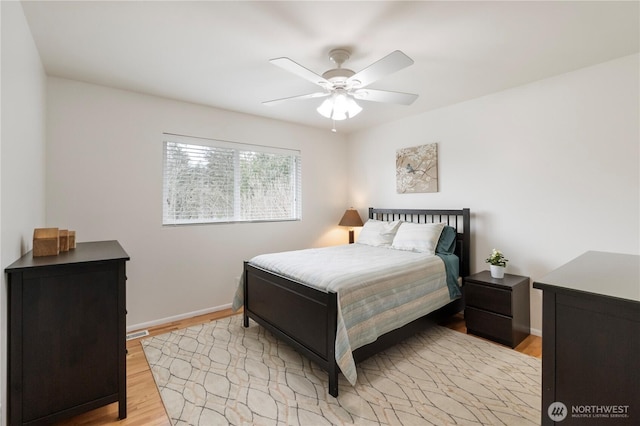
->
352;88;418;105
262;92;329;106
270;57;331;87
347;50;414;89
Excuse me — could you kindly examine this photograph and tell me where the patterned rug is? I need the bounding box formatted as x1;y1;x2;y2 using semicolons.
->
142;315;540;425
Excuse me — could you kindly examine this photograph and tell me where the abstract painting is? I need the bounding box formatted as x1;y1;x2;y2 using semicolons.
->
396;143;438;193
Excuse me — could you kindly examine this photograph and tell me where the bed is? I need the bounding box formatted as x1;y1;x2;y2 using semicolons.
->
234;207;470;397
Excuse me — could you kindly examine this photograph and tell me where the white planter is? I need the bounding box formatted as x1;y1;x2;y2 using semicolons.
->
490;265;505;279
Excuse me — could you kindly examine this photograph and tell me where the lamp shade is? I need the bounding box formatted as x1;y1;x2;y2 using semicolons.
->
339;208;364;227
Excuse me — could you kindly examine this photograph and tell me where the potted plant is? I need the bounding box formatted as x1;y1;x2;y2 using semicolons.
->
486;249;509;278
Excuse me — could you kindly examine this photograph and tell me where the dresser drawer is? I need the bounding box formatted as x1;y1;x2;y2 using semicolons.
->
465;282;512;316
465;307;514;346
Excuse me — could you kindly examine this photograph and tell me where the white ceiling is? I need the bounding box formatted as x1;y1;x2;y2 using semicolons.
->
21;1;639;134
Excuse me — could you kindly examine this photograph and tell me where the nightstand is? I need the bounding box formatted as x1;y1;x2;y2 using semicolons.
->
464;270;530;348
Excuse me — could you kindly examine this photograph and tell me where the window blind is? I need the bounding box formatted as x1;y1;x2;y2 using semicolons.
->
162;134;301;225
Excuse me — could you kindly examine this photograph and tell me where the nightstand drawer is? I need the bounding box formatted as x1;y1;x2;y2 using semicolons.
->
465;282;512;316
465;307;513;346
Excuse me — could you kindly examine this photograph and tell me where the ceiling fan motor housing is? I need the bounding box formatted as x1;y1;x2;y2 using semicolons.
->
322;68;356;84
323;48;357;86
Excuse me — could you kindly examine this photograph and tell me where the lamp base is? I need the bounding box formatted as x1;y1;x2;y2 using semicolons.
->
348;229;355;244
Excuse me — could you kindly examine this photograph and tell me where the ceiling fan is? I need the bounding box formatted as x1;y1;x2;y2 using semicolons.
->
263;48;419;123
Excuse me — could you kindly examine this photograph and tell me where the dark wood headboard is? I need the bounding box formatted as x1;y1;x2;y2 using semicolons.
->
368;207;471;278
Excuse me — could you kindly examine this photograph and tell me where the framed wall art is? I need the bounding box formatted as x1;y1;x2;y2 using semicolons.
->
396;143;438;193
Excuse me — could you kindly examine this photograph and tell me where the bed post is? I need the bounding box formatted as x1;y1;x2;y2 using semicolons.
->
327;291;339;397
462;208;471;278
242;261;249;327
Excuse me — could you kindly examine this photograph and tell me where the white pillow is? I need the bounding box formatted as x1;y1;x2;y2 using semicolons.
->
391;222;446;255
356;220;402;247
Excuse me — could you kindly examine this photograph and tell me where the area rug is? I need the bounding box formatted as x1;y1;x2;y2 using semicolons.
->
142;316;540;425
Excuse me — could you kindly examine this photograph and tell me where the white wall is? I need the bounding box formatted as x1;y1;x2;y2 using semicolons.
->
46;78;349;329
1;1;48;422
347;54;640;335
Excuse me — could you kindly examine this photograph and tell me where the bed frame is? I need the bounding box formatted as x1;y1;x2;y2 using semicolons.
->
242;207;471;397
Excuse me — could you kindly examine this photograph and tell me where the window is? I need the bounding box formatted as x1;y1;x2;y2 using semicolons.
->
163;134;301;225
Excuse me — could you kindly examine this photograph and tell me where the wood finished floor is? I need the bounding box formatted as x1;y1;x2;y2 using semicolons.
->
55;310;541;425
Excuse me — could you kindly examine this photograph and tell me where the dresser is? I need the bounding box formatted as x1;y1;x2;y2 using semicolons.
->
534;251;639;425
5;240;129;425
464;270;530;348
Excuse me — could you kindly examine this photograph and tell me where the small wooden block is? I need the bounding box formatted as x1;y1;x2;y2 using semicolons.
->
68;231;76;249
33;228;60;257
59;230;69;252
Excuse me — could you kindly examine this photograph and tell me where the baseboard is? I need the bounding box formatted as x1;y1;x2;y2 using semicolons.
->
126;303;233;333
126;304;543;336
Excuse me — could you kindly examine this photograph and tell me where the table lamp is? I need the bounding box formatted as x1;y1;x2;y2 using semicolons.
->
339;208;364;244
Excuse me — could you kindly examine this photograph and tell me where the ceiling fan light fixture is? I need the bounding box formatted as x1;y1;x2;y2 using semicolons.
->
317;92;362;121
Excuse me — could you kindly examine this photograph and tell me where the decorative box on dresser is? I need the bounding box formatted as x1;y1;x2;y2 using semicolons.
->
464;270;530;348
5;240;129;426
534;251;639;425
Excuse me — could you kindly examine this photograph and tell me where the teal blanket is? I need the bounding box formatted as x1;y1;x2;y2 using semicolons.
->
436;225;461;299
437;253;461;299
